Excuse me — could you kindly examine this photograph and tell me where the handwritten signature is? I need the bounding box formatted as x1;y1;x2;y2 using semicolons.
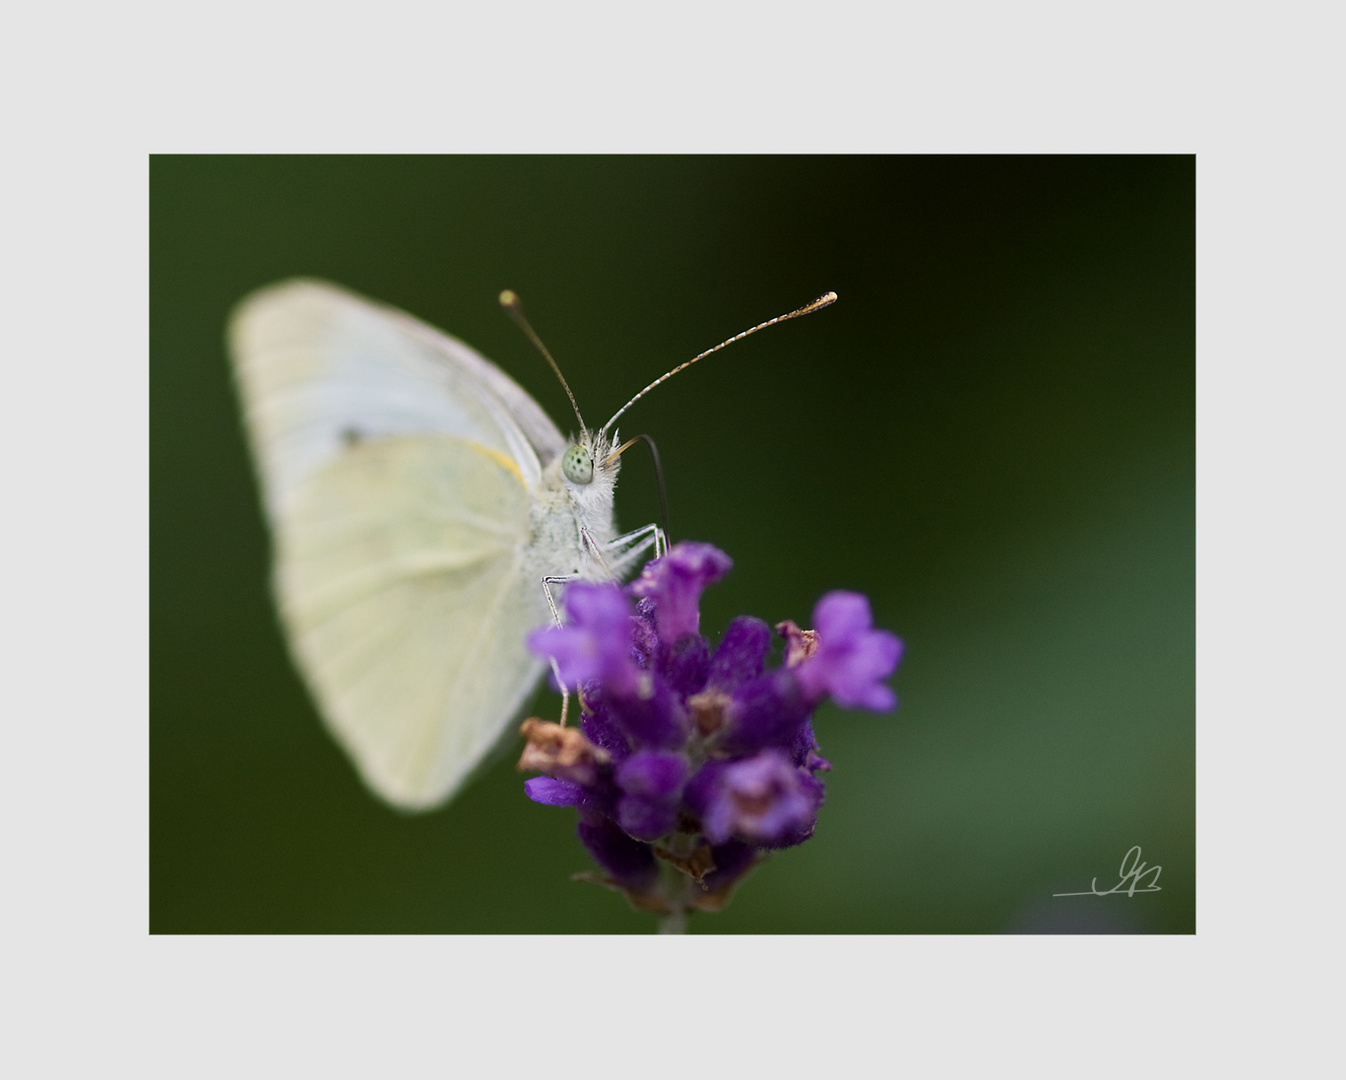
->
1053;846;1162;897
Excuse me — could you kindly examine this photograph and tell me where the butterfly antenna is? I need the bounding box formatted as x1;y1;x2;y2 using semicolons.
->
499;290;587;433
599;290;838;438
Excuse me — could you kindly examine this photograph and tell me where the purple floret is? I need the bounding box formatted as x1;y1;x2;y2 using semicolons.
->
524;776;613;819
706;616;772;692
527;582;641;696
615;750;689;840
658;632;711;697
616;749;688;800
580;696;634;763
523;776;586;806
630;541;732;640
592;678;687;750
697;748;824;848
719;668;812;754
577;812;658;892
795;591;904;711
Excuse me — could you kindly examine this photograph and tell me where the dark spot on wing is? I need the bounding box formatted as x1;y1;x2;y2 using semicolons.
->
341;427;364;446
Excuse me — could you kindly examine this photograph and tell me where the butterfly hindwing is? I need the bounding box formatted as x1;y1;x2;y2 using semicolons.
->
278;435;547;808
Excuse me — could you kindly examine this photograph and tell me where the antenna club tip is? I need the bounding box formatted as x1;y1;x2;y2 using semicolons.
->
498;289;520;309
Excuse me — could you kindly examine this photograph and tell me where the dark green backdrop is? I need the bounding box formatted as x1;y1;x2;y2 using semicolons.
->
151;156;1194;933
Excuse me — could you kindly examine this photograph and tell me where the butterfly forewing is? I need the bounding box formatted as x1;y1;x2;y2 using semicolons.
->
230;279;563;522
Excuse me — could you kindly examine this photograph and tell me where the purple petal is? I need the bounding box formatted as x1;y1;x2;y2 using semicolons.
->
616;750;688;801
790;717;831;771
591;678;687;750
630;542;732;640
524;769;616;818
576;813;658;891
795;591;903;710
524;777;587;807
580;698;632;763
616;797;679;841
707;617;771;692
813;591;872;639
659;633;711;697
631;599;659;667
683;760;728;821
719;668;812;754
701;840;757;893
697;748;823;847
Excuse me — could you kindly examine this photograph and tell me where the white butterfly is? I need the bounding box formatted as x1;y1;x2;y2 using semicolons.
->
229;279;835;811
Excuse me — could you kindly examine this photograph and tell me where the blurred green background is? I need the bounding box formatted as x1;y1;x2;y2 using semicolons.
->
151;156;1193;933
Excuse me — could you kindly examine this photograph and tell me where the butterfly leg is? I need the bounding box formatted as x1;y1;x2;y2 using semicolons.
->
541;573;580;726
606;521;666;576
606;524;664;581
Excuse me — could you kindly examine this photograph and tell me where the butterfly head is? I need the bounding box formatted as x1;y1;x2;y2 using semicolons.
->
560;428;622;488
550;428;620;531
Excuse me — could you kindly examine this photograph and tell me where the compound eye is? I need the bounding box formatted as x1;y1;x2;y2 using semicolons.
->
562;444;594;485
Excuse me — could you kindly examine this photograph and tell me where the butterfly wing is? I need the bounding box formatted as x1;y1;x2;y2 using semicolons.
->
230;280;563;809
231;279;565;522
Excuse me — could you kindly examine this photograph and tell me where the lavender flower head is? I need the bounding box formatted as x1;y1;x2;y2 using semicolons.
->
521;541;902;927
